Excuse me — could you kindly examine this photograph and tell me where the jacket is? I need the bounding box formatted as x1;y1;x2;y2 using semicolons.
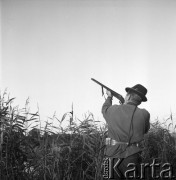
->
102;97;150;158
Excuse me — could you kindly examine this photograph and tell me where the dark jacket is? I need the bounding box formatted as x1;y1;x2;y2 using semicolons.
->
102;97;150;158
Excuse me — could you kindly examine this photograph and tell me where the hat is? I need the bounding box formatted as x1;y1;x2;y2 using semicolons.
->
125;84;147;102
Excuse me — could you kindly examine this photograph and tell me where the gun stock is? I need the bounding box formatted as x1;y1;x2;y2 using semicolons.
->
91;78;125;104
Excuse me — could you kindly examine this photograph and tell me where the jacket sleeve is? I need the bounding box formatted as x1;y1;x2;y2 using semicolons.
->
101;97;112;120
144;110;150;134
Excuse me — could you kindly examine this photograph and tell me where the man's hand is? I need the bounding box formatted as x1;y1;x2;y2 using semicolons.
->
106;90;112;97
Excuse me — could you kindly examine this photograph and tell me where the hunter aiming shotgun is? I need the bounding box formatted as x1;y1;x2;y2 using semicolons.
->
91;78;125;104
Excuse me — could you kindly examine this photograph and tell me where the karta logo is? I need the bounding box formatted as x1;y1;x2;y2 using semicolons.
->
102;158;176;179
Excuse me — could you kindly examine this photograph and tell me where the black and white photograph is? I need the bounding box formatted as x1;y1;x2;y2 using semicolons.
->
1;0;176;179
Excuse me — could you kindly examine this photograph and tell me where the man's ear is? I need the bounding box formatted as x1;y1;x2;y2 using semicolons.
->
127;93;131;100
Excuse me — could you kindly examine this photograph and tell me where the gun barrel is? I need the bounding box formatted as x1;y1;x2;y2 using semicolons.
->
91;78;125;104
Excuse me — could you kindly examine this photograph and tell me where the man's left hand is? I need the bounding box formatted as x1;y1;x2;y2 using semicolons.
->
106;90;112;97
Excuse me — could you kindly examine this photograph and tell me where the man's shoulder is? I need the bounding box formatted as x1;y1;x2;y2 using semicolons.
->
138;108;150;118
109;104;120;110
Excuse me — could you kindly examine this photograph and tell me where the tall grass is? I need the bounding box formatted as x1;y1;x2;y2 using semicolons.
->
0;91;176;180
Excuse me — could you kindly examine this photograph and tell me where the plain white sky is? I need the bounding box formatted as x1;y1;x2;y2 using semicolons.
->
1;0;176;126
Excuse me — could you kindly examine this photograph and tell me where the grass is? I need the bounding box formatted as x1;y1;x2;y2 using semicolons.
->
0;90;176;180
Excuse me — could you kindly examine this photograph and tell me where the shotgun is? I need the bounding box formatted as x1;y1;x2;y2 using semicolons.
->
91;78;125;104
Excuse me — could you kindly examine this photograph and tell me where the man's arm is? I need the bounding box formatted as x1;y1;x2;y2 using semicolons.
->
144;111;150;134
101;90;113;120
145;113;150;133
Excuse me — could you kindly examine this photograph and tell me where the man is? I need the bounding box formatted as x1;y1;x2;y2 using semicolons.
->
102;84;150;179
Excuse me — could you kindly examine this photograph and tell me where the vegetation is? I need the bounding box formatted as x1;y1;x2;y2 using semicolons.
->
0;91;176;180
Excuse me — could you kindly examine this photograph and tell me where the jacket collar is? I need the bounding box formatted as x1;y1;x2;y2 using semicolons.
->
126;102;137;106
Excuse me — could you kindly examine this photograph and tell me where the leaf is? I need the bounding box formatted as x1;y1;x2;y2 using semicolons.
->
6;98;15;105
12;124;24;130
94;121;101;123
52;126;59;129
30;125;38;129
55;117;61;123
29;112;39;116
26;118;38;122
16;115;25;120
16;120;24;124
61;113;69;123
48;130;56;135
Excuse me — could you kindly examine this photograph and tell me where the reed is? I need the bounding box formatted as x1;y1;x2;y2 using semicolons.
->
0;91;176;179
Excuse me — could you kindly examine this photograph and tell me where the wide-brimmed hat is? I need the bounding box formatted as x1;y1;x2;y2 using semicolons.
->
125;84;147;102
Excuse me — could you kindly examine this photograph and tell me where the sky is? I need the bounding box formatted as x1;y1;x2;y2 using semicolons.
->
1;0;176;127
